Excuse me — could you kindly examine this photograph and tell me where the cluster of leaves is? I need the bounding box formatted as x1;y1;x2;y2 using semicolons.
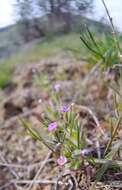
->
21;83;122;186
22;88;95;169
80;26;120;67
80;0;121;69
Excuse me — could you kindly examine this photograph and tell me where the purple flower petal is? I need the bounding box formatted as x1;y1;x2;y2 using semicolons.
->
57;156;67;166
54;84;60;92
60;105;69;113
48;122;57;132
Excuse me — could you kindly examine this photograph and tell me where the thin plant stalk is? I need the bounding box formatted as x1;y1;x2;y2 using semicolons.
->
104;114;122;157
101;0;121;53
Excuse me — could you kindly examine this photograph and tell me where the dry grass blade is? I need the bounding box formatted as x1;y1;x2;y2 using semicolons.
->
75;104;103;134
0;152;20;189
94;158;122;166
12;179;56;185
101;0;121;52
0;182;13;190
26;151;52;190
0;159;53;169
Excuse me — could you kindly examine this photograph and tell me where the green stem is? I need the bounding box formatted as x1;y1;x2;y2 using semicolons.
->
101;0;121;53
104;115;122;157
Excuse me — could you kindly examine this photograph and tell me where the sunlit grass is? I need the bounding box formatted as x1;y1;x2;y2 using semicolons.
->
0;31;120;88
0;33;87;88
25;33;86;61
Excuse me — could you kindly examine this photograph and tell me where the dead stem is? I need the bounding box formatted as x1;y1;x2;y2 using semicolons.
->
0;152;20;189
75;104;104;159
94;158;122;167
26;151;52;190
11;179;56;185
101;0;121;53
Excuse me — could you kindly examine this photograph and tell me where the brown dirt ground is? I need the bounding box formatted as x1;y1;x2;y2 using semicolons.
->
0;53;121;190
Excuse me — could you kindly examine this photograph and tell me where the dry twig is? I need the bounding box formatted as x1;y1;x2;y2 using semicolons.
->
11;179;56;185
26;151;52;190
74;104;104;158
0;158;53;169
0;152;21;189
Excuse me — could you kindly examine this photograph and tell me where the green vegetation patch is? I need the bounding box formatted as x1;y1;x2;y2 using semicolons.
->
0;33;86;88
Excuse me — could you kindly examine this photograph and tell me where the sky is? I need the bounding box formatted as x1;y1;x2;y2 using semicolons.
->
93;0;122;30
0;0;15;28
0;0;122;30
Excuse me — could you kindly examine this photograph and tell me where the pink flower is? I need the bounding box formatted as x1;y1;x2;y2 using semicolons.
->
57;156;67;166
60;105;69;113
54;84;60;92
48;122;57;132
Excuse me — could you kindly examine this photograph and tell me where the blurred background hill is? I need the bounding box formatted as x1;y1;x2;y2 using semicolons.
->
0;0;111;59
0;0;112;88
0;14;110;58
0;0;120;89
